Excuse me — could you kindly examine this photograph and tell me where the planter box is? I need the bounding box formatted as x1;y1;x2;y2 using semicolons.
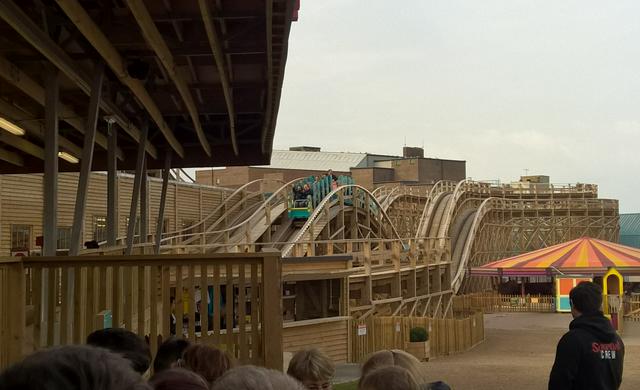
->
405;340;430;361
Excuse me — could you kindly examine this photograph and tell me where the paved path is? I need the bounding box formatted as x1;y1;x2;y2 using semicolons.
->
426;313;640;389
335;313;640;389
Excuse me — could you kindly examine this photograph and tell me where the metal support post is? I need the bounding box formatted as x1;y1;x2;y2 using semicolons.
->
106;117;118;247
70;63;104;256
43;66;58;256
125;121;148;255
41;66;58;344
140;158;148;246
154;152;172;254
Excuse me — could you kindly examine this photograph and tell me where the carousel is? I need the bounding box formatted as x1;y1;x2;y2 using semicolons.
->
470;237;640;329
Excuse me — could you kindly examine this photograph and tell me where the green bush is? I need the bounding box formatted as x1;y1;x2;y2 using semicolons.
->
409;326;428;342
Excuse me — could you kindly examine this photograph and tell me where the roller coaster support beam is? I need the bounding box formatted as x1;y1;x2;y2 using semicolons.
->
155;152;172;254
140;158;148;247
43;66;59;257
125;120;148;255
107;120;117;247
70;63;104;256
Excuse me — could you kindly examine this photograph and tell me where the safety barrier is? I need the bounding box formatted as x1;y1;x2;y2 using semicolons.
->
623;296;640;322
351;311;484;362
0;253;283;371
452;293;555;313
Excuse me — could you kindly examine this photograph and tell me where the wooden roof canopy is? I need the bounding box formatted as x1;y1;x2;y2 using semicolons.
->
0;0;297;173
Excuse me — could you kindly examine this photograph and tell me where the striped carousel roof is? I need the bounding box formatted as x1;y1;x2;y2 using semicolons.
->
470;237;640;277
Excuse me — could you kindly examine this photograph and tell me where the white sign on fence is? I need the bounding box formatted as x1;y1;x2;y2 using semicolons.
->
358;324;367;336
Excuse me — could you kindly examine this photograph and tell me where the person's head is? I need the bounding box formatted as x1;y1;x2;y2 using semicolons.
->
328;170;333;175
422;381;452;390
182;344;232;386
303;183;310;191
359;366;419;390
87;328;151;375
287;348;335;390
360;349;426;384
149;368;208;390
153;337;191;373
0;345;151;390
212;366;305;390
570;281;603;318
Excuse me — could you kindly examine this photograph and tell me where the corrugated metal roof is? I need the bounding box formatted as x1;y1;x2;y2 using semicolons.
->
620;213;640;235
252;150;368;172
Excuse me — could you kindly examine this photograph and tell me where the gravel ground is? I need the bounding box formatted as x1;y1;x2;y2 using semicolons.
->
424;312;640;390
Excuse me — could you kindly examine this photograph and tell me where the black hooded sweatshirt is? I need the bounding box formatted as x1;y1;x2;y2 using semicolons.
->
549;312;624;390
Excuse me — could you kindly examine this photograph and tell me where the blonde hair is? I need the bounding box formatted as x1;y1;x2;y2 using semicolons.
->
359;349;426;385
359;366;419;390
212;366;304;390
287;348;335;383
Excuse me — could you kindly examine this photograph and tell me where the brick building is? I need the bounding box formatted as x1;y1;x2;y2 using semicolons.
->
195;146;466;190
351;147;466;189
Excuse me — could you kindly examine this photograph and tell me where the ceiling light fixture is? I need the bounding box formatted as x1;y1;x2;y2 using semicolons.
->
0;116;26;136
58;151;79;164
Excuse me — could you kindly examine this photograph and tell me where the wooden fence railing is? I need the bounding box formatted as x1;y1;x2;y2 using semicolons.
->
623;296;640;322
0;253;283;371
351;311;484;363
0;258;23;371
453;293;555;313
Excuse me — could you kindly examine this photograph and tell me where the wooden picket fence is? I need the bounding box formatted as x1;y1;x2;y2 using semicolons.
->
351;311;484;363
623;296;640;322
0;253;283;371
453;293;555;313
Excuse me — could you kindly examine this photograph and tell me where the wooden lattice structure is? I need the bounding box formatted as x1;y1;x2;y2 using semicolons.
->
106;178;618;321
0;178;619;366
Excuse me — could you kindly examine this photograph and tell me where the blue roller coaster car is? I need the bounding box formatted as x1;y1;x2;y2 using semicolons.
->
288;197;312;227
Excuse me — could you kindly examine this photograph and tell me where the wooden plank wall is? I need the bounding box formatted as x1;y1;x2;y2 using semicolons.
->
0;259;25;370
283;317;351;363
351;312;484;363
0;173;233;255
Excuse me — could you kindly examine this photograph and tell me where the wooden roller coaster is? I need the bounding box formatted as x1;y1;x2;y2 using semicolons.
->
95;178;618;323
0;178;619;368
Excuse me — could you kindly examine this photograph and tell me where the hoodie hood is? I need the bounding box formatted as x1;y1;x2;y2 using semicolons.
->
569;312;617;343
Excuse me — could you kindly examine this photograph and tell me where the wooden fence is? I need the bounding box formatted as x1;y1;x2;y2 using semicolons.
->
0;253;283;371
453;293;555;313
624;296;640;322
351;311;484;363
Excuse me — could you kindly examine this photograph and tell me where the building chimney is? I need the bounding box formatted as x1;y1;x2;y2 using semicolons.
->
402;146;424;158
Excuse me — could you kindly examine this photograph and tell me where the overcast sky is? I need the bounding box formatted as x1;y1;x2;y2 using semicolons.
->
272;0;640;213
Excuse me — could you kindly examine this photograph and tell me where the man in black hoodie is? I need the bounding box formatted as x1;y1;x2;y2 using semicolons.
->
549;281;624;390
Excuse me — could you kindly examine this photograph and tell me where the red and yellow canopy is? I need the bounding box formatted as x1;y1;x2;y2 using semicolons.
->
470;237;640;277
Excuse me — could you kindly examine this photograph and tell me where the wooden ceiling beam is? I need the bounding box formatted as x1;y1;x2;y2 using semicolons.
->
262;0;294;154
0;55;125;161
0;1;158;160
199;0;238;156
111;8;262;23
0;130;44;159
261;0;274;154
126;0;211;157
0;98;82;158
54;0;184;158
0;146;24;166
